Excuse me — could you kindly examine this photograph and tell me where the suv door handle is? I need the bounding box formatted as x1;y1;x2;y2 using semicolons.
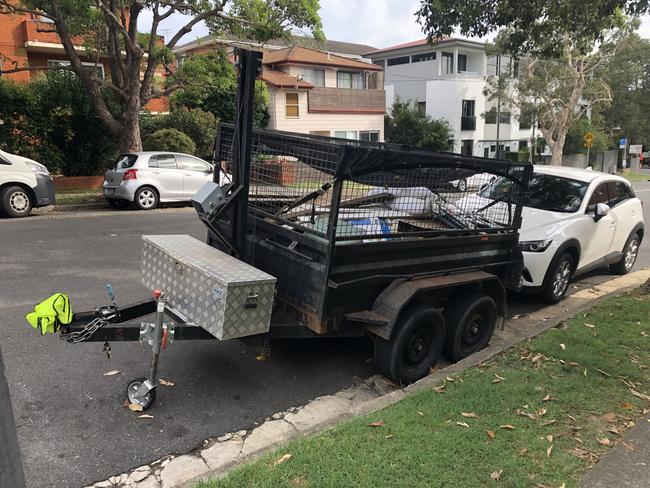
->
184;173;192;176
151;170;160;174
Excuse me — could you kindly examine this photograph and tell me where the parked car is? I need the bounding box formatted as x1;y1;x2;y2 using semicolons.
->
0;149;55;218
456;166;644;303
103;152;227;210
451;172;496;192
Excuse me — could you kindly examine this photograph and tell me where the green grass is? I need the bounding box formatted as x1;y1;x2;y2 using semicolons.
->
617;171;650;182
55;188;103;205
199;292;650;488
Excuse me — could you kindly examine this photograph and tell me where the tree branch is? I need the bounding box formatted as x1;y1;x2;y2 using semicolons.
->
166;3;226;49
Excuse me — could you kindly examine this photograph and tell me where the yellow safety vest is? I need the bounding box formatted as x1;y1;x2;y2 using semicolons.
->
25;293;73;335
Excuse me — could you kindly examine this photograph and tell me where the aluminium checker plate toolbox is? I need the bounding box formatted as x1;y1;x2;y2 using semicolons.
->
141;234;277;340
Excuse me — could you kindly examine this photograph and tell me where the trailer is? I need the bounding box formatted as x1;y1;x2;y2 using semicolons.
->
44;49;532;410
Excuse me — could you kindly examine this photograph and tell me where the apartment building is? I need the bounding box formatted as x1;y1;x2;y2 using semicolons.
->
0;9;169;112
367;38;539;157
174;38;386;141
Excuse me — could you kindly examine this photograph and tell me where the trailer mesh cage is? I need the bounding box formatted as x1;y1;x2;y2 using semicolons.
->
215;123;533;242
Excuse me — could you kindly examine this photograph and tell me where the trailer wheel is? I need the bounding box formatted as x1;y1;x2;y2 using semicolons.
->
443;294;497;362
374;305;445;385
126;377;156;410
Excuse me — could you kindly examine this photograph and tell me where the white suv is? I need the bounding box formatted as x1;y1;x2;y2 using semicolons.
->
465;166;644;302
0;149;55;218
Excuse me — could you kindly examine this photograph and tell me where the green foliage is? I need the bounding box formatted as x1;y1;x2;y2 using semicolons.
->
143;128;196;155
0;72;118;175
601;33;650;148
141;107;217;160
416;0;642;56
171;51;269;127
384;99;454;151
564;118;610;155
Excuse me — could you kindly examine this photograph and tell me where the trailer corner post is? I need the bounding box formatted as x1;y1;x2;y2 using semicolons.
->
0;346;26;488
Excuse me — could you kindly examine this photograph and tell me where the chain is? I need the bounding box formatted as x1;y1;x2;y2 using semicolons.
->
60;317;108;344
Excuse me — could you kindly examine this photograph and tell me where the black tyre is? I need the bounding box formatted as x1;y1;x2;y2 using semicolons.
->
134;186;159;210
126;377;156;410
542;252;574;304
106;198;131;210
374;304;445;384
610;232;641;275
1;185;33;218
443;294;497;363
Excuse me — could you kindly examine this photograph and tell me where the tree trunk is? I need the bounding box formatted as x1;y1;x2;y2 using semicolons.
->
118;96;143;152
549;130;567;165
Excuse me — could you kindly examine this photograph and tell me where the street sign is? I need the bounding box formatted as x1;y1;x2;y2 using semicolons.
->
619;137;628;149
629;144;643;154
583;132;594;147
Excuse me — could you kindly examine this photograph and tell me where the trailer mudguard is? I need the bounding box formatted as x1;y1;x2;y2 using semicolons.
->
354;271;507;340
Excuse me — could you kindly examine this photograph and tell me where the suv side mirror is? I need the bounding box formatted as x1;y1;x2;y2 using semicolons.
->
593;202;610;222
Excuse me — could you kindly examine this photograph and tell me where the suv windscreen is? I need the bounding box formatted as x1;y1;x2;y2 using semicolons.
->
115;154;138;169
480;173;588;213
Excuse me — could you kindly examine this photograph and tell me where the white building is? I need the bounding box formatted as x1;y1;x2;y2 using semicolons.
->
367;38;540;158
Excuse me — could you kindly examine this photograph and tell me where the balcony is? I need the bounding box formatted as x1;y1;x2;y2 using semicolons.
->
461;116;476;131
308;87;386;114
23;20;85;52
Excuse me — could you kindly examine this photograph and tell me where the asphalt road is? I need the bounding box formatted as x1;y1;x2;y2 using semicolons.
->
1;180;649;487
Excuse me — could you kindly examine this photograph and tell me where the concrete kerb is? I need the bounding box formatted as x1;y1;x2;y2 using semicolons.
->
89;269;650;488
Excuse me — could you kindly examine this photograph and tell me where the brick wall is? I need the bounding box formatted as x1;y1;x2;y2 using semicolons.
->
52;175;104;190
0;12;30;82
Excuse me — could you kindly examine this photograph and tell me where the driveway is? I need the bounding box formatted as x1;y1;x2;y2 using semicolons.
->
1;179;649;487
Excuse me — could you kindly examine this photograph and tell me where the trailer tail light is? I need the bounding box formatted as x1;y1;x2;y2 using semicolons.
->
123;169;137;181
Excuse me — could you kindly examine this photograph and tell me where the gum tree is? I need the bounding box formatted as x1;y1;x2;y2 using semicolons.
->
0;0;323;152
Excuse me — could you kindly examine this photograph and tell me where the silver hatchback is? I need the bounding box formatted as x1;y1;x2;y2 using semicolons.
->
103;152;218;210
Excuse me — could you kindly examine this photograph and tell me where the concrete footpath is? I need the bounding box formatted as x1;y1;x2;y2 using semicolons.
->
580;413;650;488
85;268;650;488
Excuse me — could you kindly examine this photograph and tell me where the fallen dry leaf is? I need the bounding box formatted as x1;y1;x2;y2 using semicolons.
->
559;344;566;350
274;453;292;466
516;409;537;421
584;323;596;329
255;355;266;361
603;412;617;422
630;389;650;402
492;378;502;384
446;376;455;382
490;470;502;481
500;424;516;430
122;399;131;407
547;445;553;457
128;403;143;412
487;430;496;440
546;435;553;443
138;414;154;419
559;483;566;488
619;402;635;410
456;421;470;428
158;379;175;387
416;411;425;417
433;385;446;394
494;374;506;381
607;427;621;436
461;412;479;418
597;438;612;446
541;419;557;427
368;420;385;428
537;408;547;417
103;369;120;376
542;395;551;402
385;434;393;439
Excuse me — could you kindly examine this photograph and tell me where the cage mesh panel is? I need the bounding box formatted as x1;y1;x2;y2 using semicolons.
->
216;124;530;241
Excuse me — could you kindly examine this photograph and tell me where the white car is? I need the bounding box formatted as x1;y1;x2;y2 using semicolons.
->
0;149;55;218
458;166;644;302
451;172;496;192
103;152;227;210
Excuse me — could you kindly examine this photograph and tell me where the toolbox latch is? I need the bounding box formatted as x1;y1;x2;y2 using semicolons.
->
243;293;258;308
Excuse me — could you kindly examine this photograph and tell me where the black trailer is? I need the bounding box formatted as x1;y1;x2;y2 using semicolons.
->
53;49;532;409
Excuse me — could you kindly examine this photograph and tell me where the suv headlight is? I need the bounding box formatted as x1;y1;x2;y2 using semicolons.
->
519;239;553;252
28;162;50;176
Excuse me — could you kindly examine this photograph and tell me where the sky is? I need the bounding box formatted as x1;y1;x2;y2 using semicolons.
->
140;0;650;50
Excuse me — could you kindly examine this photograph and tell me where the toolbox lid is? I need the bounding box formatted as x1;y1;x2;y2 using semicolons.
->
142;234;276;286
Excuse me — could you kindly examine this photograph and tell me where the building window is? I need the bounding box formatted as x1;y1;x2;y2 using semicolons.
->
374;59;386;68
519;140;528;149
337;71;364;89
387;56;410;66
285;92;299;117
298;68;325;87
485;108;511;125
461;139;473;155
486;56;498;76
511;60;519;78
461;100;476;131
484;147;490;158
310;131;330;137
518;108;533;129
359;130;380;142
458;54;467;72
412;52;436;63
417;101;426;112
334;130;358;140
442;52;454;74
47;59;105;80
